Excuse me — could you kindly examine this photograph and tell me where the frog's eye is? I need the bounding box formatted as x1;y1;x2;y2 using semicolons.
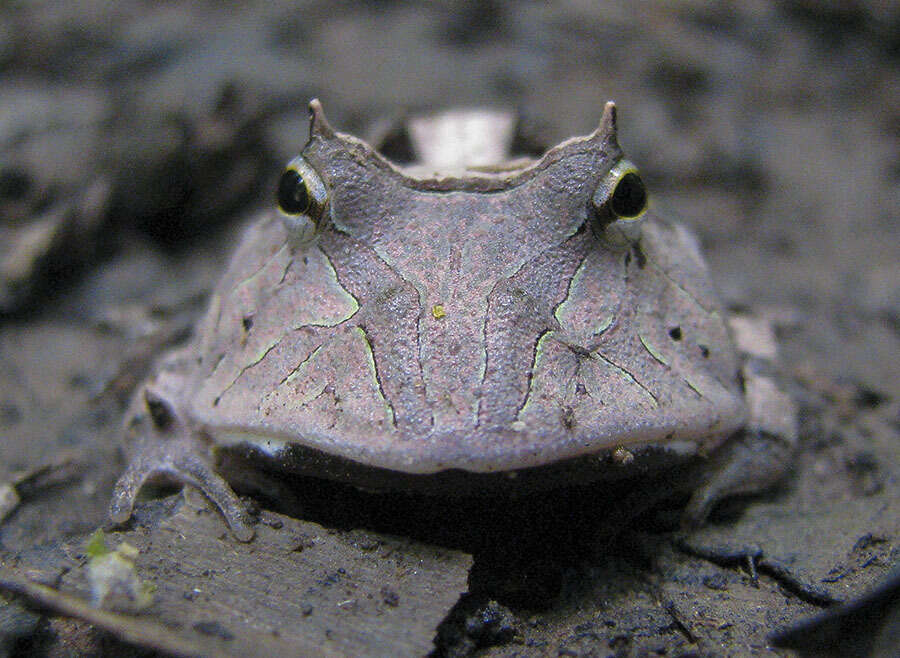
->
591;159;648;227
276;156;328;223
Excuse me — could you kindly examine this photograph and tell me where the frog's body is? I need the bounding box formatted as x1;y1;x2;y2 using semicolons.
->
110;101;796;541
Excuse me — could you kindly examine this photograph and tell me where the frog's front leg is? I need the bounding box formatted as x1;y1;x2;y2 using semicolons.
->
109;384;255;542
683;315;798;527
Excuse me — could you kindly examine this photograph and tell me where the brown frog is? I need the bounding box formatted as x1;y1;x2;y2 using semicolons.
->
110;100;796;541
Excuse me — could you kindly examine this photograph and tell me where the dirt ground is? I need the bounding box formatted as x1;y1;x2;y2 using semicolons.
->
1;1;898;656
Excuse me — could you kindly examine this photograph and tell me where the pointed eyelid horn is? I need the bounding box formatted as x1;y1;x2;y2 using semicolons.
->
591;101;619;148
300;98;624;191
308;98;335;139
307;98;619;149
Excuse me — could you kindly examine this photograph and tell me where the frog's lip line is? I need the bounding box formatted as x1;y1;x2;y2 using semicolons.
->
207;408;746;475
306;98;623;194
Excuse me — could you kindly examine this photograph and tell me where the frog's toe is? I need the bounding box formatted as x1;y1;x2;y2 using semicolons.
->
109;455;153;525
109;445;255;542
172;452;256;542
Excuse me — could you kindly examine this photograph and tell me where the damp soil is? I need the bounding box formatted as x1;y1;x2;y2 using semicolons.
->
1;2;898;656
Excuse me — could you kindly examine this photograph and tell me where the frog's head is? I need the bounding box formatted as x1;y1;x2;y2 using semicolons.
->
251;100;745;473
277;99;647;246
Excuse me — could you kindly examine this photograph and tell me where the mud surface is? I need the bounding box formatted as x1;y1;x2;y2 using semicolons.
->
1;2;898;656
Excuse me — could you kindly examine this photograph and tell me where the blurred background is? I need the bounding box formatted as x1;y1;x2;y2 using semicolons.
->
0;1;897;655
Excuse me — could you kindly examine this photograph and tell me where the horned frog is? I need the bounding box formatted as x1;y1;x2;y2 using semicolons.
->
110;100;796;541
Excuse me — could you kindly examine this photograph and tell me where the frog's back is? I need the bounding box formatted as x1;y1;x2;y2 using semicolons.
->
185;102;746;474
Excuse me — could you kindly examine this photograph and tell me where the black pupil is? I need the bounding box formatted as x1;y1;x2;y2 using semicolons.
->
610;172;647;218
277;169;310;214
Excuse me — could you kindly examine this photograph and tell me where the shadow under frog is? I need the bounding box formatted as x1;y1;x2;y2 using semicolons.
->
109;99;797;546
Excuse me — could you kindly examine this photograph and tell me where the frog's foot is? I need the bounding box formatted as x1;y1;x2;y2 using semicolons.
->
682;430;793;528
684;315;801;528
109;393;255;542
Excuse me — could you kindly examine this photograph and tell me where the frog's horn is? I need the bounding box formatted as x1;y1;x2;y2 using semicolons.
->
593;101;619;149
308;99;335;139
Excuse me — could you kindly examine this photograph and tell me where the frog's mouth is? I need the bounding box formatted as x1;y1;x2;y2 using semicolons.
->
208;381;745;479
212;425;717;497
